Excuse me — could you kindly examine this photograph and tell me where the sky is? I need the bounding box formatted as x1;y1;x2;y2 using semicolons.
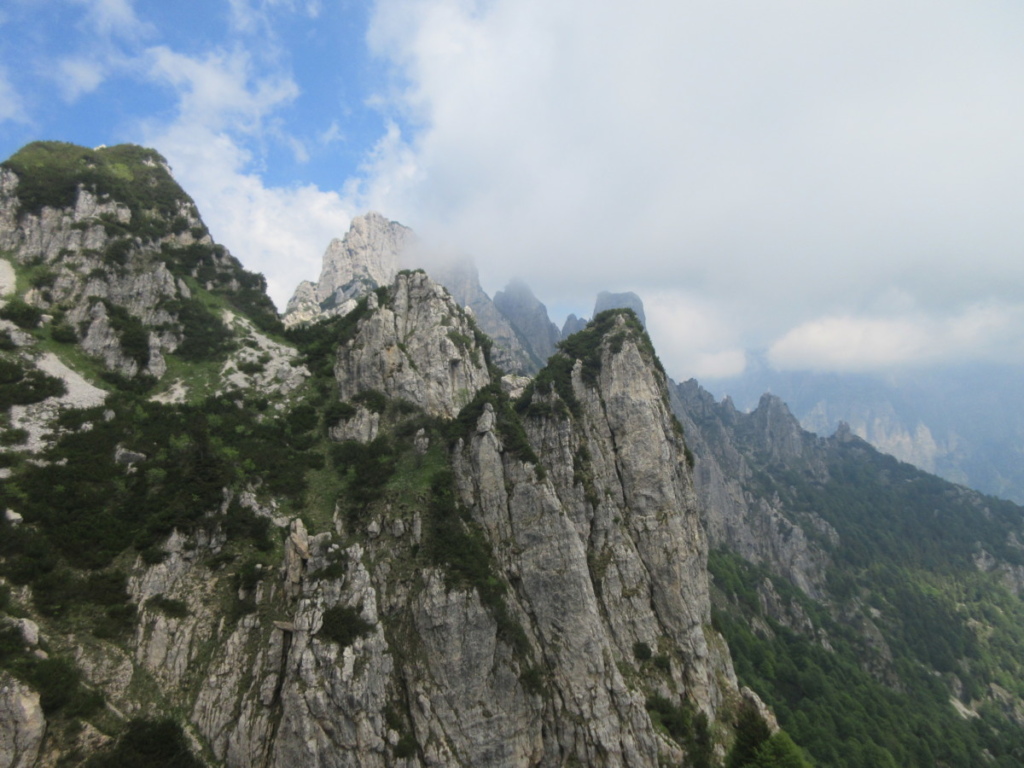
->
2;0;1024;382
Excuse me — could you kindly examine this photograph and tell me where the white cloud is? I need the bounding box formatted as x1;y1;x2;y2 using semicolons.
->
228;0;323;34
56;57;106;101
71;0;148;39
351;0;1024;375
141;46;351;309
644;292;747;379
318;120;344;146
147;47;299;133
768;303;1024;372
0;67;25;123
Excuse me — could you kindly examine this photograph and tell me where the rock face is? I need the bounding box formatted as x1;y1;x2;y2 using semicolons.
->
7;306;733;768
0;673;44;768
333;271;494;419
0;143;742;767
0;143;284;387
285;212;412;327
425;258;536;374
594;291;647;328
492;279;561;368
560;313;588;338
672;380;834;598
705;358;1024;505
284;215;540;374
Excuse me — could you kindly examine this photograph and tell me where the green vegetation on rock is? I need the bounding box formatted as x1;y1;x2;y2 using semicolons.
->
2;142;191;224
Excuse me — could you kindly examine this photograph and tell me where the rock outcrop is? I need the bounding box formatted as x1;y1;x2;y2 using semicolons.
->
673;380;834;598
284;215;540;374
0;673;44;768
285;212;412;327
493;279;561;368
594;290;647;328
333;271;493;418
0;143;283;385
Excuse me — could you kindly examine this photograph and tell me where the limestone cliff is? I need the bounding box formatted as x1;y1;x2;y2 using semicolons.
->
284;212;412;326
0;142;299;400
672;381;834;598
332;271;493;419
0;142;743;765
283;216;537;374
492;279;561;368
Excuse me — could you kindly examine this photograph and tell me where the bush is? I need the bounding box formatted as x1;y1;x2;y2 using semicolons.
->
0;359;66;409
147;594;189;619
352;389;388;414
633;641;653;661
317;604;374;648
84;718;204;768
0;299;42;329
332;437;398;509
50;322;77;343
103;301;149;367
30;657;104;716
2;142;192;224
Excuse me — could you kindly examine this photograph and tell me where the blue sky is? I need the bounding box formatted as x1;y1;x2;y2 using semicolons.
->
0;1;382;189
3;1;1024;382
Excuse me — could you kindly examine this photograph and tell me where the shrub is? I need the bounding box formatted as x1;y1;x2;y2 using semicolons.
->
633;641;653;661
332;437;398;509
0;299;42;329
30;657;104;716
0;360;66;409
84;718;204;768
352;389;388;414
287;402;318;434
2;142;192;225
0;427;28;446
163;298;233;361
50;322;77;343
324;400;356;423
317;605;374;648
103;301;149;367
147;594;189;619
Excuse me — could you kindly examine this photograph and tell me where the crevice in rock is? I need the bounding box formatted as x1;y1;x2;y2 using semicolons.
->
259;626;293;768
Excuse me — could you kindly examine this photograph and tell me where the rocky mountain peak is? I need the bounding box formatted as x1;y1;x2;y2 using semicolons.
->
333;270;493;418
284;214;543;374
285;211;412;326
492;279;561;368
594;290;646;328
0;141;283;387
315;211;411;307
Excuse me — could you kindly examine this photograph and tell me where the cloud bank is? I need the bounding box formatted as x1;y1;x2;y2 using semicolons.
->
140;45;351;307
348;0;1024;378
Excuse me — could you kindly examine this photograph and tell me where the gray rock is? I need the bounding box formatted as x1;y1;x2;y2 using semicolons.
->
493;279;561;368
560;313;588;338
333;271;492;418
594;291;646;328
0;673;44;768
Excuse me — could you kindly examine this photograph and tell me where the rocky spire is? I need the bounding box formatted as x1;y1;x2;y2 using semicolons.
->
492;279;561;368
284;212;411;326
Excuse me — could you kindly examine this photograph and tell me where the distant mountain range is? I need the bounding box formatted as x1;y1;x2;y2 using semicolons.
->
704;356;1024;504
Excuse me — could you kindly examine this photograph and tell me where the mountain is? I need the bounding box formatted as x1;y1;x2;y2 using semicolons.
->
492;279;561;369
283;214;538;375
594;290;647;328
0;141;768;767
285;211;412;324
705;358;1024;504
675;379;1024;766
4;140;1024;768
